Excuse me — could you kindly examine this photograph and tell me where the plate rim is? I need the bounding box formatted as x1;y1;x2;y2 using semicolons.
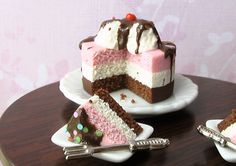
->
206;119;236;163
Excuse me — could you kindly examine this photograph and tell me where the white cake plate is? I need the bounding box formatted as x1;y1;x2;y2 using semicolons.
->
59;69;198;116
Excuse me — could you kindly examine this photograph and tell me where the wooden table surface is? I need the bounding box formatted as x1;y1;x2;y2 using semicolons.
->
0;75;236;166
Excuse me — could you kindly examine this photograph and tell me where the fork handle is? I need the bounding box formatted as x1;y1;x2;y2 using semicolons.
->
130;138;170;151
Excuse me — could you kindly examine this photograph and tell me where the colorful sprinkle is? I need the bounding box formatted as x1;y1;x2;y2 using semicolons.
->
77;123;83;130
73;130;77;136
95;130;103;137
83;127;89;133
75;136;81;143
73;111;79;118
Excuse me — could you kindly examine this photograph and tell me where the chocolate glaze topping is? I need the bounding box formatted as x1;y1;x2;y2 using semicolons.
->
67;108;103;145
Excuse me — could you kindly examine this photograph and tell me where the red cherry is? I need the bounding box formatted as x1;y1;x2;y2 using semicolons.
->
126;13;136;21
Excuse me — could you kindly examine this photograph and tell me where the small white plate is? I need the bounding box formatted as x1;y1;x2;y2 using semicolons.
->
59;69;198;116
51;123;154;163
206;119;236;163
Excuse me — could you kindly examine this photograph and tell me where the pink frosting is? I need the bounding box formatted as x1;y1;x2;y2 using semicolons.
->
82;102;128;146
81;42;173;72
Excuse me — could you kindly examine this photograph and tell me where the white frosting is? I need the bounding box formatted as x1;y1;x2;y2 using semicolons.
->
82;61;174;88
221;122;236;140
94;21;120;50
127;23;158;54
90;95;136;141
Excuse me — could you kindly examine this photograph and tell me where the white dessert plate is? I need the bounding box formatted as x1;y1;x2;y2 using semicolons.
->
59;69;198;116
206;119;236;163
51;123;153;163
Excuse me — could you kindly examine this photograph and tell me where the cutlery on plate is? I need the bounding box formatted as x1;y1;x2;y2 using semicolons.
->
63;137;170;160
197;125;236;150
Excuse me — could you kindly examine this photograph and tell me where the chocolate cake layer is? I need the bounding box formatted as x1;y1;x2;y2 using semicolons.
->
82;75;174;103
125;75;174;103
218;109;236;132
82;75;126;95
95;89;143;135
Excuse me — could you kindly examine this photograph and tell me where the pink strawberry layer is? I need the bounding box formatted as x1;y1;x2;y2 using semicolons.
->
81;42;172;73
82;102;128;146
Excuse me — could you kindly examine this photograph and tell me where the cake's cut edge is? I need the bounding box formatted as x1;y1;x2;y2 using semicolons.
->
95;88;143;135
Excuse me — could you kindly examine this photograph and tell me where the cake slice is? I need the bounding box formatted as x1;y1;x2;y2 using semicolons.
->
66;89;143;146
218;109;236;144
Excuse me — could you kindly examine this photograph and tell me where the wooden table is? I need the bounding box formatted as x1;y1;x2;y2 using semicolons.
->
0;75;236;166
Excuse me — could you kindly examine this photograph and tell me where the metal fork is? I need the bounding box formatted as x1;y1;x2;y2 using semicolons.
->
63;137;170;160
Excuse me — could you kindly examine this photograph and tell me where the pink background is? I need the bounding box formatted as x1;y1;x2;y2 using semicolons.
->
1;0;236;118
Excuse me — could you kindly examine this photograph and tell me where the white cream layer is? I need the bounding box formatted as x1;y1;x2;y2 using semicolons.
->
221;122;236;140
89;95;136;141
82;60;174;88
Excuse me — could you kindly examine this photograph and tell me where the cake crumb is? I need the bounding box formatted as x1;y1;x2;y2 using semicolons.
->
68;136;74;142
131;99;136;104
120;93;127;100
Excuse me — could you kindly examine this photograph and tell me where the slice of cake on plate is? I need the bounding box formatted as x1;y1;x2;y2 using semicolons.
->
218;109;236;144
66;88;143;146
79;13;176;103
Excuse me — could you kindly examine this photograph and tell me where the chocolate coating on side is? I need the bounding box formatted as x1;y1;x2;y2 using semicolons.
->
67;108;103;146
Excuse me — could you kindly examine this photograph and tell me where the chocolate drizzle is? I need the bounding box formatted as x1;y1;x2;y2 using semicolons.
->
161;41;176;81
67;108;103;146
79;18;163;52
117;23;130;50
